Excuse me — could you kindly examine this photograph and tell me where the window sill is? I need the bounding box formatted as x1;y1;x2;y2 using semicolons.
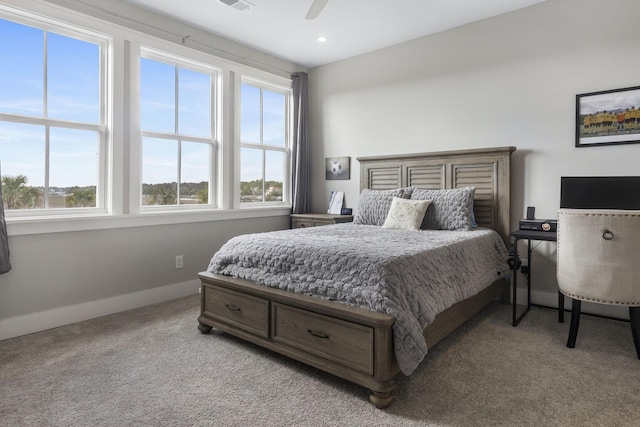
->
6;206;292;236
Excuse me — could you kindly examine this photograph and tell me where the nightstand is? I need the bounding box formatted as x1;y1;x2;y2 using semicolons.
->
290;213;354;229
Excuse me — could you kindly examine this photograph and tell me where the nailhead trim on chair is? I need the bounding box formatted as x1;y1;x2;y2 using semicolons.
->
559;290;640;306
581;213;640;218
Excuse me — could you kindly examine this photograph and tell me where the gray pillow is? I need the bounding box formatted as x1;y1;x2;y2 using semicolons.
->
353;188;413;226
411;187;475;230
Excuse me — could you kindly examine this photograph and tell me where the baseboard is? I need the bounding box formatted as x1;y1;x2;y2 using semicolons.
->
0;279;200;341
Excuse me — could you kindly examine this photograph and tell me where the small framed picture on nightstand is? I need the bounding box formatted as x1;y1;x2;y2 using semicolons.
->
328;191;344;214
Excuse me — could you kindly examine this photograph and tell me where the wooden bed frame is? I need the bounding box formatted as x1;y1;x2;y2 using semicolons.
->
198;146;515;408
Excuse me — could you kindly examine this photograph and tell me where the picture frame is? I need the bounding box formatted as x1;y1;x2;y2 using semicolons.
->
325;156;350;180
576;85;640;147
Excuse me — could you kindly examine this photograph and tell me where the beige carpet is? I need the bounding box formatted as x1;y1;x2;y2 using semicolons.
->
1;295;638;426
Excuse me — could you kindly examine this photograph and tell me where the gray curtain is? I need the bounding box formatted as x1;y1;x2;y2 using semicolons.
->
0;163;11;274
291;72;310;214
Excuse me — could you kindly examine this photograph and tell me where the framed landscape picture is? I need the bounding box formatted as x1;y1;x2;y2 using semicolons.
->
576;85;640;147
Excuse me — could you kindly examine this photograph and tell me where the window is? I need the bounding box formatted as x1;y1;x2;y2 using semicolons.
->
0;4;294;233
0;16;107;215
139;50;217;208
240;80;290;204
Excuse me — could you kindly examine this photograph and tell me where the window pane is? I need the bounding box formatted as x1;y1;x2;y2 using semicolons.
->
263;90;285;147
49;127;98;208
0;122;45;209
47;32;100;123
240;147;262;202
241;84;260;145
180;142;209;205
178;68;211;138
142;137;178;206
0;19;44;116
140;58;175;133
265;150;284;202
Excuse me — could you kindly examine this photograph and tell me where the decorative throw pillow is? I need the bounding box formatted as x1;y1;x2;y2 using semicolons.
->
382;197;431;231
411;187;476;230
353;187;413;226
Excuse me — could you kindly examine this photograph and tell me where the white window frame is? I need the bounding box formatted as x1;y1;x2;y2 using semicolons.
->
0;9;111;218
135;47;220;213
1;1;295;236
238;76;292;208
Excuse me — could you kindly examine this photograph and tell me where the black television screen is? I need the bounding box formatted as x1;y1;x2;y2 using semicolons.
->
560;176;640;209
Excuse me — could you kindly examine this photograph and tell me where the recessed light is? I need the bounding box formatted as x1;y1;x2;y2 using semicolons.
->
317;36;328;42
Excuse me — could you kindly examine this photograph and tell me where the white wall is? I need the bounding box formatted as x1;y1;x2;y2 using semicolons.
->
0;216;288;339
308;0;640;318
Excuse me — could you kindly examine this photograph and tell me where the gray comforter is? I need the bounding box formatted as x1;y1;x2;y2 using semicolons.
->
207;223;510;375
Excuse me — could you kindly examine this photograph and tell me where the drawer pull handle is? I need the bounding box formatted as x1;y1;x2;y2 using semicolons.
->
225;304;241;312
307;329;329;339
602;230;614;240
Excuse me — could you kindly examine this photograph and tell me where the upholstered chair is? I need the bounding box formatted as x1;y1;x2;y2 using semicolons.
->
556;208;640;358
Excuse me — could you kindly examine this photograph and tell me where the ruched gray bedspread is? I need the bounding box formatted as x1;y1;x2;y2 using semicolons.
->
207;223;510;375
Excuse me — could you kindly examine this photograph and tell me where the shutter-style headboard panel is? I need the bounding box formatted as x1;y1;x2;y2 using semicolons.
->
357;146;515;243
367;167;402;190
407;165;445;190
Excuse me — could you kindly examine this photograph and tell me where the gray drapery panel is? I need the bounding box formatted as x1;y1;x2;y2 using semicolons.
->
291;72;310;214
0;163;11;274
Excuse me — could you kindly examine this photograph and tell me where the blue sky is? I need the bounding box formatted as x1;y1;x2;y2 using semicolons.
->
0;18;99;188
0;17;286;191
140;57;212;186
240;84;285;183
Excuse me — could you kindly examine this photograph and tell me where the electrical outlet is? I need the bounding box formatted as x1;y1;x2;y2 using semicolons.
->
175;255;183;269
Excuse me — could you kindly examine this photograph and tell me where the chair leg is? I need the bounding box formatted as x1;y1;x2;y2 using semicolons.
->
567;299;581;348
630;307;640;360
558;290;564;323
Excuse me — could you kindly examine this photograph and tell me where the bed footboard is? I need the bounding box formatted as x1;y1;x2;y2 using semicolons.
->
198;272;508;408
198;272;398;408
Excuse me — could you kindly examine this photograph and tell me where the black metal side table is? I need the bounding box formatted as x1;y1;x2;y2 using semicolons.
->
510;229;558;326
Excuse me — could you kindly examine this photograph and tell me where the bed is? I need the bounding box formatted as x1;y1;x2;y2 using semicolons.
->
197;146;515;408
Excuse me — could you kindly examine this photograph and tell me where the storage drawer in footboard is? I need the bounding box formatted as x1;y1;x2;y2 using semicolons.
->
202;284;269;338
271;302;374;375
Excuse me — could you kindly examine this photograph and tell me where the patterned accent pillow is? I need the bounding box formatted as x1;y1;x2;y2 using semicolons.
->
353;188;413;226
411;187;476;230
382;197;431;231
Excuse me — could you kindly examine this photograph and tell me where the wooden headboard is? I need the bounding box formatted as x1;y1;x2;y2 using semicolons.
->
357;146;516;244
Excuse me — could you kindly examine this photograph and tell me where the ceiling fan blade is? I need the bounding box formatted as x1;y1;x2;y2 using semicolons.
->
305;0;328;20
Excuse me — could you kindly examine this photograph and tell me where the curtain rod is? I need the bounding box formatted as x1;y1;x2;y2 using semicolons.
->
47;0;300;78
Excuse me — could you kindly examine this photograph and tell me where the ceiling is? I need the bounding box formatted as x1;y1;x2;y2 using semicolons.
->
124;0;548;69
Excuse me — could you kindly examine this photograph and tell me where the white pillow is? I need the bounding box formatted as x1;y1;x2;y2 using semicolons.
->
382;197;431;231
